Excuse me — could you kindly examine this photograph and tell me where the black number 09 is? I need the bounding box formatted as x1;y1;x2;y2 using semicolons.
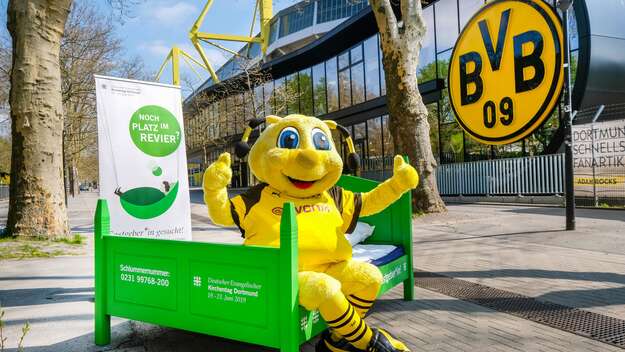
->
483;97;514;128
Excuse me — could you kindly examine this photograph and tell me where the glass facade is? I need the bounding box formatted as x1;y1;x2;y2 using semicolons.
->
317;0;368;24
186;0;580;184
279;3;315;38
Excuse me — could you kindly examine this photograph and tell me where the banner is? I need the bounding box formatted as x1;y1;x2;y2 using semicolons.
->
95;75;192;240
572;119;625;198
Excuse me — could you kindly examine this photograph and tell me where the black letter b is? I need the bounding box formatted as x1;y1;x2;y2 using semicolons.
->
514;30;545;93
459;51;483;106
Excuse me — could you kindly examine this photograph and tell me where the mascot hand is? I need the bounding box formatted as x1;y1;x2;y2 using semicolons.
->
391;155;419;191
203;152;232;191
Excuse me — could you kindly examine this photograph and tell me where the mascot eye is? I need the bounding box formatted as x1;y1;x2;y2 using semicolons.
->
277;127;300;149
312;128;331;150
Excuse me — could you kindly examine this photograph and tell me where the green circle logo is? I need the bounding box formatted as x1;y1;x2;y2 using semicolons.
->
152;166;163;176
129;105;181;157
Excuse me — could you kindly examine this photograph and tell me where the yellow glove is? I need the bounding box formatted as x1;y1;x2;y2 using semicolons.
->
202;152;234;226
389;155;419;192
203;152;232;191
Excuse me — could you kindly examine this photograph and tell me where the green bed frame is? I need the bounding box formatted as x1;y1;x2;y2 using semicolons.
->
94;174;414;351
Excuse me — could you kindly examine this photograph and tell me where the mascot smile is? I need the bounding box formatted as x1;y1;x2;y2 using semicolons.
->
203;114;419;352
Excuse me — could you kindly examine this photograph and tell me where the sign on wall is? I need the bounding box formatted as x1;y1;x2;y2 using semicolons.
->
95;75;192;240
572;120;625;198
448;0;564;145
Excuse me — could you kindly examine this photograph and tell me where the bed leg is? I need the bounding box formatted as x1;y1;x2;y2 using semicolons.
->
94;199;111;345
95;311;111;346
403;276;415;301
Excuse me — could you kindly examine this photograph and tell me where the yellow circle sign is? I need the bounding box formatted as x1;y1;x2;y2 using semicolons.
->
448;0;564;145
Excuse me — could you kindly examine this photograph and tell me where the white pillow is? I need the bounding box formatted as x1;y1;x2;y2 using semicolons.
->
345;222;375;246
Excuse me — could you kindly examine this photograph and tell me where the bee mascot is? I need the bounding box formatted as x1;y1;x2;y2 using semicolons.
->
203;114;418;352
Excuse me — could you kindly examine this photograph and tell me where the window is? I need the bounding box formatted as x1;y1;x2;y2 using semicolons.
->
464;135;490;162
326;57;339;112
254;85;264;119
338;51;351;109
382;115;394;160
363;35;380;100
280;3;314;38
367;117;383;170
379;37;386;96
263;81;274;116
440;123;464;164
351;44;365;105
459;0;484;29
269;20;280;44
312;62;327;115
299;68;313;115
286;73;300;114
273;77;287;115
435;0;459;53
317;0;368;24
418;6;436;82
218;100;227;138
234;93;245;134
353;122;367;163
426;103;440;160
437;49;453;98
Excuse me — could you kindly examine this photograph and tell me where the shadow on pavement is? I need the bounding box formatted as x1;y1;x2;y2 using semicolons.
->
5;321;295;352
0;287;93;307
433;269;625;285
503;206;625;222
415;229;566;243
0;276;93;281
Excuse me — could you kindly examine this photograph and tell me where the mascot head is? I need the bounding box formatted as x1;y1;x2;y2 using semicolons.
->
239;114;345;198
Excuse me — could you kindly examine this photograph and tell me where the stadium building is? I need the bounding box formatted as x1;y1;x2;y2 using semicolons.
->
183;0;625;191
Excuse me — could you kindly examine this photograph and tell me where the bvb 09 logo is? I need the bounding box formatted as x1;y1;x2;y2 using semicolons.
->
449;0;564;145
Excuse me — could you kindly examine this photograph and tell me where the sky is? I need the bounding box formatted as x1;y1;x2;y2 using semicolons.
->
0;0;296;89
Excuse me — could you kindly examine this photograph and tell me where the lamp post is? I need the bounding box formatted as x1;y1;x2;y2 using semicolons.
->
557;0;575;230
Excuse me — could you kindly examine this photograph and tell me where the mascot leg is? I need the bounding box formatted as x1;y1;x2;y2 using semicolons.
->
299;271;375;351
325;260;382;318
319;260;410;352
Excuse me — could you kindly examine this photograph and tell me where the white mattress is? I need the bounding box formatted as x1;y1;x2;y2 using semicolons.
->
352;244;399;263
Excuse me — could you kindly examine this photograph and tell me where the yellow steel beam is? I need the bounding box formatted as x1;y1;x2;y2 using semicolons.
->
181;54;203;81
175;0;274;85
155;50;173;82
191;37;220;83
194;32;263;43
259;0;272;54
246;0;260;57
191;0;214;35
180;50;209;71
201;39;243;57
171;46;181;86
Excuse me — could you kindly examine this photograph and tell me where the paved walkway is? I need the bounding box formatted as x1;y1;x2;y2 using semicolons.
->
0;193;624;351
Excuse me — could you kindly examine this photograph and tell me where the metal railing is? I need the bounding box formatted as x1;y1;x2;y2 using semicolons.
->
436;154;565;196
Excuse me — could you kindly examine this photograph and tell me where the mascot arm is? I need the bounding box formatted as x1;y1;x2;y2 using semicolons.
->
360;155;419;217
203;152;235;226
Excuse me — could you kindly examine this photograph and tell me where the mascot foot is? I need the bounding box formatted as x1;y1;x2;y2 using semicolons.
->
366;328;410;352
315;330;358;352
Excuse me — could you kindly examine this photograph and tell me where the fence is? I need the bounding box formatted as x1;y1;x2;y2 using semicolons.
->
436;154;565;196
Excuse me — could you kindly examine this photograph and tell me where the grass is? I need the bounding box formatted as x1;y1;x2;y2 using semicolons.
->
0;305;30;352
54;234;84;245
0;234;86;260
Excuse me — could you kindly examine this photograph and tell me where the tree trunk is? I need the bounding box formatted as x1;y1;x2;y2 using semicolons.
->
372;0;446;213
384;52;446;213
6;0;72;238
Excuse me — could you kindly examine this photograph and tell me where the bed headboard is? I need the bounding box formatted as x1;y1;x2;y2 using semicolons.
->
336;174;413;248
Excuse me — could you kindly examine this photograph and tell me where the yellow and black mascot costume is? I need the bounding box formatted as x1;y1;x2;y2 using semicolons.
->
203;114;418;352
